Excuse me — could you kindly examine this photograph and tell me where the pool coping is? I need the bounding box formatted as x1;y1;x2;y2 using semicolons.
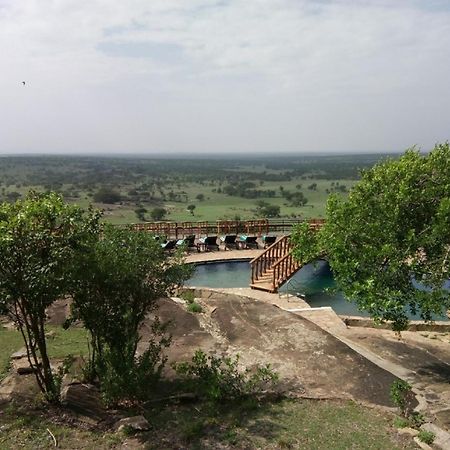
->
187;257;252;265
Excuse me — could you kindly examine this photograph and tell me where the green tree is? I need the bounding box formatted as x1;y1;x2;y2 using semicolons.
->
70;226;192;404
0;192;100;402
93;187;121;204
134;207;147;221
150;207;167;221
196;193;205;201
187;204;196;215
291;144;450;330
255;201;280;218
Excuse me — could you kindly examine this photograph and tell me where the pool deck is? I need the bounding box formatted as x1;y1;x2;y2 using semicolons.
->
185;248;262;264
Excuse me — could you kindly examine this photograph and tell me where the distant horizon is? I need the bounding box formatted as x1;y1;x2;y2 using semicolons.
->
0;150;404;159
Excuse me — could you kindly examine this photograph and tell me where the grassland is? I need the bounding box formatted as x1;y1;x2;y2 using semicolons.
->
0;154;391;223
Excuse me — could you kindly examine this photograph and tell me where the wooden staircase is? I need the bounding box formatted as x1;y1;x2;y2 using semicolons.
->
250;220;325;293
250;235;301;293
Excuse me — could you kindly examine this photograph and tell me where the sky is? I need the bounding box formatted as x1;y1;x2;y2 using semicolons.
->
0;0;449;155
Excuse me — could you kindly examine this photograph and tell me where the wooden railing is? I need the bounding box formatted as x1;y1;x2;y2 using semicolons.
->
250;235;292;284
250;219;326;291
273;252;302;290
127;218;325;239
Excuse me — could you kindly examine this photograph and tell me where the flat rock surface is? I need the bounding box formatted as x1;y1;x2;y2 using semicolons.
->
141;294;399;406
343;327;450;430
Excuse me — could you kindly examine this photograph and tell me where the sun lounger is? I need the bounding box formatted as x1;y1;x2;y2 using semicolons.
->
262;235;277;248
238;235;259;249
220;235;238;250
176;235;196;251
161;239;177;251
197;236;219;252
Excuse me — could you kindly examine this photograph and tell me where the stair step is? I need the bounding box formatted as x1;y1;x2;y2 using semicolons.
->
250;283;275;293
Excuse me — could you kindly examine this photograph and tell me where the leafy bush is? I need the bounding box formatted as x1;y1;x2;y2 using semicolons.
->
418;430;435;445
180;290;195;304
173;350;278;402
187;302;203;313
0;191;100;403
390;380;413;417
97;320;171;405
93;187;121;204
71;225;192;405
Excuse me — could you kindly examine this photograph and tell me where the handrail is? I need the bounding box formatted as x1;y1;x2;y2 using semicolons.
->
249;219;325;292
272;251;301;289
249;235;290;263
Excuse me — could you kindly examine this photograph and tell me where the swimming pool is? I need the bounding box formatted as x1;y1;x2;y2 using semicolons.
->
186;259;449;320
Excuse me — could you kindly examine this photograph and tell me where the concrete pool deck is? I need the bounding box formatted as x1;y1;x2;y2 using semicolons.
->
185;248;262;264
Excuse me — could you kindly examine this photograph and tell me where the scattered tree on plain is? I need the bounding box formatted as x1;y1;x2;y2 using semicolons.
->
150;207;167;221
93;187;121;204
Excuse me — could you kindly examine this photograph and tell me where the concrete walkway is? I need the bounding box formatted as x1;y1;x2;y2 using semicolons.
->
185;249;262;264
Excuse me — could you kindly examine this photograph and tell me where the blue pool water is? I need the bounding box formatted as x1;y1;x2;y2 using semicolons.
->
186;259;449;320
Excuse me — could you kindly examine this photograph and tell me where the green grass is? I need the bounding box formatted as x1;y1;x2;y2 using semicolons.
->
1;176;357;224
0;324;415;449
0;327;24;380
45;326;89;359
143;398;415;449
0;403;121;450
0;325;89;380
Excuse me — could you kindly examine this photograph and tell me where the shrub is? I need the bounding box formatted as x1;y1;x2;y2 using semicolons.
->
93;187;121;204
187;302;203;313
0;192;100;403
70;225;192;405
418;430;435;445
150;207;166;221
390;380;413;417
173;350;278;402
180;290;195;304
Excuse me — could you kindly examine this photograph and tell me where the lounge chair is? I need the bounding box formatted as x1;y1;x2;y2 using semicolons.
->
239;235;258;249
176;235;196;251
197;236;219;252
220;235;238;250
161;239;177;251
262;235;277;248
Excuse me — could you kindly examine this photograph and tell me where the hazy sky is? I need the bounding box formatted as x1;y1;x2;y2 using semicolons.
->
1;0;449;154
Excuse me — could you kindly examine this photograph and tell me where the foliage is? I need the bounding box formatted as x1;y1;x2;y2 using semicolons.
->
150;207;166;221
173;350;278;403
390;380;413;417
134;207;147;221
93;187;121;204
179;289;195;303
70;225;192;404
187;302;203;313
255;201;280;218
292;144;450;330
418;430;435;445
0;192;100;402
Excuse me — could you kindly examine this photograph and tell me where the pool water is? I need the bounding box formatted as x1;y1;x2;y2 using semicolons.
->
187;259;449;320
